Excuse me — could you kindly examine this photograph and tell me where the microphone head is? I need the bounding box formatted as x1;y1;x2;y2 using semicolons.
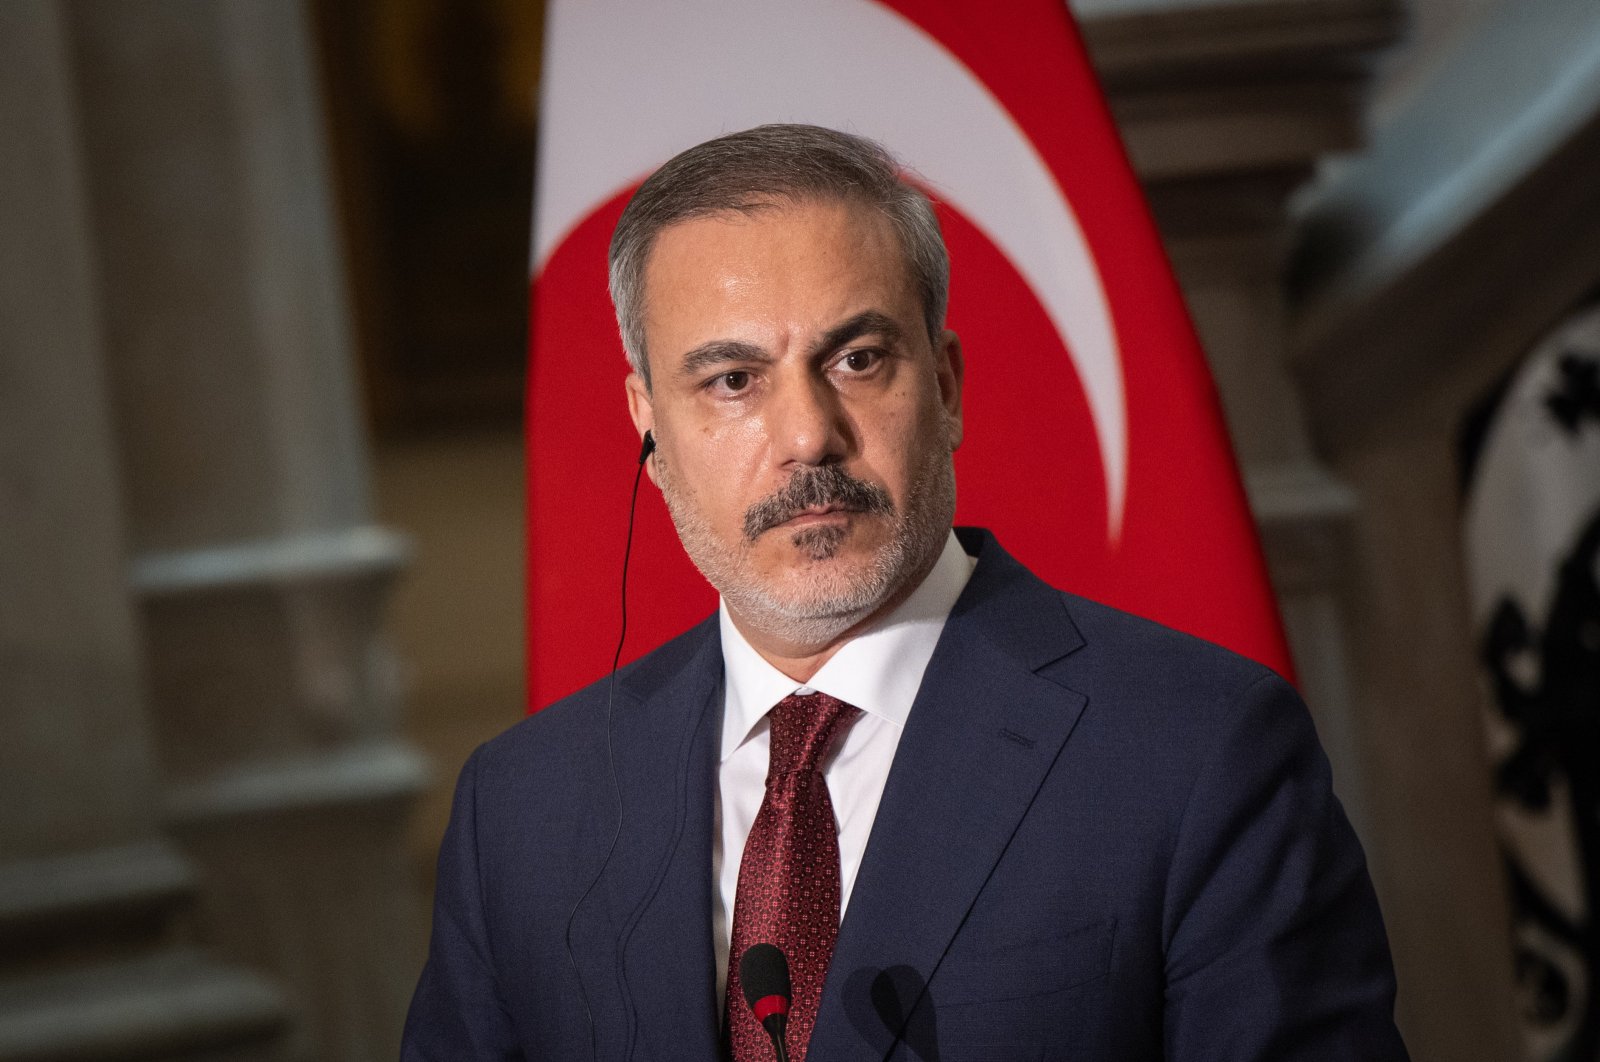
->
739;942;792;1013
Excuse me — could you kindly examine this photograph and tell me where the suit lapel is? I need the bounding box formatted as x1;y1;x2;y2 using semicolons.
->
569;620;724;1061
810;534;1090;1060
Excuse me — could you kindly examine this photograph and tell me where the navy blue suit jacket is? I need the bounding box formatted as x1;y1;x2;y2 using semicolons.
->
403;529;1407;1060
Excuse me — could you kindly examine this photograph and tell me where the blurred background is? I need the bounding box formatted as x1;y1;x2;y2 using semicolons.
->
3;0;1599;1059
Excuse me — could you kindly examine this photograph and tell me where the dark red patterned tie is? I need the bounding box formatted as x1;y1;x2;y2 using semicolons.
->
727;692;861;1062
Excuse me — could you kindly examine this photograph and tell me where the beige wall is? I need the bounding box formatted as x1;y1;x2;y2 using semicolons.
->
375;428;528;890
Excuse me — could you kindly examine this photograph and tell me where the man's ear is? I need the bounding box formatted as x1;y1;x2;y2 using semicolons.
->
936;329;965;452
624;371;659;485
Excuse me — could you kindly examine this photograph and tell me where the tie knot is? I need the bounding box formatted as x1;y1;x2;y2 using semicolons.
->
767;692;861;779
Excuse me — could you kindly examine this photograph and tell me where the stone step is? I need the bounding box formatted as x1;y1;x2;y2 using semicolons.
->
0;951;288;1062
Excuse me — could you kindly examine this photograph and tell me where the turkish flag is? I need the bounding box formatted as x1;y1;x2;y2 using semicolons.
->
526;0;1293;710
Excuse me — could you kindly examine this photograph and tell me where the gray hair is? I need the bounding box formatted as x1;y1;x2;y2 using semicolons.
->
607;124;950;388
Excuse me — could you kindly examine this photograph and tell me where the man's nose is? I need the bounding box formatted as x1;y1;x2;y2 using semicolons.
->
770;373;850;467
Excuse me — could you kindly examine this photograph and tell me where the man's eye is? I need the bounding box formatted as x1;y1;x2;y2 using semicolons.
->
715;371;751;392
840;349;881;373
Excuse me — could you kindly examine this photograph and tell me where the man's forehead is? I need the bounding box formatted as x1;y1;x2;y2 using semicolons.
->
640;200;911;312
630;197;926;388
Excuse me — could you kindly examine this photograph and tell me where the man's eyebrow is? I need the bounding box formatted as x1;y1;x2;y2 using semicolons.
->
677;340;772;378
807;310;905;360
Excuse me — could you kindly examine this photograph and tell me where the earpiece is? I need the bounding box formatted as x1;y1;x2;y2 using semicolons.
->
568;426;654;1062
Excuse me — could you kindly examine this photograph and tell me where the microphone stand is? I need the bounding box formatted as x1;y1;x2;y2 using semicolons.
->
762;1024;790;1062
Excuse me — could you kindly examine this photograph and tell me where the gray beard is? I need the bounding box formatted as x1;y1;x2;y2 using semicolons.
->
657;452;957;649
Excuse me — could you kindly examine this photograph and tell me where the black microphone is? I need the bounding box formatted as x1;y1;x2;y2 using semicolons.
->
739;943;793;1062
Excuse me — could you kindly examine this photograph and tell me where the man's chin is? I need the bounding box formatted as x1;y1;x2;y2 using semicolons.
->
754;549;895;622
717;526;930;648
788;523;849;562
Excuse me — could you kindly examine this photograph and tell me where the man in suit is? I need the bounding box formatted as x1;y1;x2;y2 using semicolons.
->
403;124;1407;1060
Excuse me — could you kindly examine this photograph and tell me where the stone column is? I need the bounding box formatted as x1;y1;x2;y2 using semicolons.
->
1287;2;1600;1058
63;2;427;1059
1078;1;1519;1057
0;4;288;1059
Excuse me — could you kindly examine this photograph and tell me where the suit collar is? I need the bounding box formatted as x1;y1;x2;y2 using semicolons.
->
950;526;1085;674
812;528;1091;1058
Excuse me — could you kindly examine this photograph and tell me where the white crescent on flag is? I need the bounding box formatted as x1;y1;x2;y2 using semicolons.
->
533;0;1129;536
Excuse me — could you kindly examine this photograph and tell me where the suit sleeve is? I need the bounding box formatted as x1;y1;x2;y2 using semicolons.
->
402;746;526;1061
1161;672;1409;1061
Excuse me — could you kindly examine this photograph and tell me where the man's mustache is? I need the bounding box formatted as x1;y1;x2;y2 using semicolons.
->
743;465;894;541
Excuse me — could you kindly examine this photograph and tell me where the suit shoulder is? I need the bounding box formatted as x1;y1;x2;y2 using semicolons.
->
472;615;718;777
963;528;1282;712
1038;589;1319;823
1050;587;1290;723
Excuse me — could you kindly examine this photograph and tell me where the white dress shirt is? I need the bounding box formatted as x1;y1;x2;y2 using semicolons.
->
712;531;976;999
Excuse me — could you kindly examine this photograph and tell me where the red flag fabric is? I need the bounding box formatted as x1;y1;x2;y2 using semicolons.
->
527;0;1293;710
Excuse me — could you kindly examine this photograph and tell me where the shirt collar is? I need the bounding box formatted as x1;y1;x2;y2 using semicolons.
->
718;531;976;763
